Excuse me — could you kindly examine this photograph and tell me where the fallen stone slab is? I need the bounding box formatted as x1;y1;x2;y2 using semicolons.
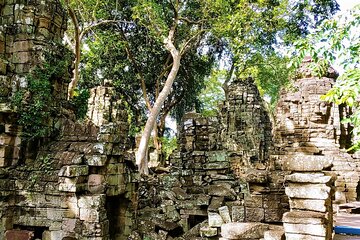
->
219;206;232;223
200;226;218;237
264;229;285;240
208;185;236;199
5;230;34;240
221;222;269;239
209;212;224;227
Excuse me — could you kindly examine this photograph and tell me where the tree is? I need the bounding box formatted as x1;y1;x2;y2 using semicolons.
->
65;0;339;174
79;3;215;164
291;4;360;149
64;0;119;99
133;0;340;174
132;0;212;174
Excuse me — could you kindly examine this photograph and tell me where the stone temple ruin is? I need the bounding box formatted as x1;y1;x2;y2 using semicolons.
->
1;1;360;240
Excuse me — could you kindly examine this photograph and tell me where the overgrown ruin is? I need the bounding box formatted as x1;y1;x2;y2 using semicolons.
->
1;1;360;240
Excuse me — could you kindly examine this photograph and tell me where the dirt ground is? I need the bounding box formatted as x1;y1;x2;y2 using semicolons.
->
334;234;360;240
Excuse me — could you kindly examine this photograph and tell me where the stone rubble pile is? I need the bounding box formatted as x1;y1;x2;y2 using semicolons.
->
133;79;288;239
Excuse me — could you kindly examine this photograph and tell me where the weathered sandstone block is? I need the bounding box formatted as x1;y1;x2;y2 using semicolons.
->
221;222;269;239
285;183;331;199
281;156;333;171
200;226;217;237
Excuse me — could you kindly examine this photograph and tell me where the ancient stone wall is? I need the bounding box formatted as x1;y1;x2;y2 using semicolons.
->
0;0;69;168
220;78;272;172
0;0;68;102
0;85;135;240
132;79;288;239
273;58;360;205
0;1;136;239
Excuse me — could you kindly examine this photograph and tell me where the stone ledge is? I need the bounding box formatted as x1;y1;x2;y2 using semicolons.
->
285;173;333;184
281;156;333;171
283;211;328;225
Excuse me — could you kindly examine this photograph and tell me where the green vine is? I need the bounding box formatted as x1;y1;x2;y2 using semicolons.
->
29;154;54;187
11;42;72;140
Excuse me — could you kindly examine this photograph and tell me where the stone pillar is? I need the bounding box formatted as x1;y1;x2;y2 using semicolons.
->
221;78;272;173
282;156;335;240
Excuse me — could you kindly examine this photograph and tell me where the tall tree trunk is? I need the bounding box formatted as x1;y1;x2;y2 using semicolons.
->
66;4;81;100
136;28;181;174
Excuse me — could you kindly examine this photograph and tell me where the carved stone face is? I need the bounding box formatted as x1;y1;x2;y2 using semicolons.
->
310;102;331;124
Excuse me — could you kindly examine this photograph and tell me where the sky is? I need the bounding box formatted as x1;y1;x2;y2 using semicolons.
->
337;0;360;12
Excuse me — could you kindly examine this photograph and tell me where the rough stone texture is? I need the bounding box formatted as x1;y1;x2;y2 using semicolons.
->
0;4;134;237
0;84;133;239
1;8;360;239
221;222;269;239
133;79;287;239
273;58;360;205
272;59;360;240
264;229;285;240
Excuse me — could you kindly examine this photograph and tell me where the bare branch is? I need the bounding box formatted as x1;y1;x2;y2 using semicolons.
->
80;20;117;40
179;17;206;25
180;29;207;55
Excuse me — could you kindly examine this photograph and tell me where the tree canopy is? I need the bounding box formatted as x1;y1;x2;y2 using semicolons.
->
64;0;340;174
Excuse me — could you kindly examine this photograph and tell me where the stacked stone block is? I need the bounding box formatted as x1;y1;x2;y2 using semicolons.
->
133;79;287;239
0;0;68;102
0;104;22;167
282;156;334;240
273;58;360;205
221;78;272;175
0;85;134;240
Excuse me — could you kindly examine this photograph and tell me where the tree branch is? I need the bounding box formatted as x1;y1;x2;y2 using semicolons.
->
80;20;119;40
179;17;206;25
180;29;207;55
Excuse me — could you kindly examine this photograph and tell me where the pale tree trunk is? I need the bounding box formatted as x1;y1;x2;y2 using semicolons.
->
66;0;119;99
66;3;80;100
136;28;181;174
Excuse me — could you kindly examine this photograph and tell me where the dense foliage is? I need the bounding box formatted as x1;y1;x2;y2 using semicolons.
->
63;0;340;173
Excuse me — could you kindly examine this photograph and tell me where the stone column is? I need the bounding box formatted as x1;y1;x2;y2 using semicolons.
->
282;156;335;240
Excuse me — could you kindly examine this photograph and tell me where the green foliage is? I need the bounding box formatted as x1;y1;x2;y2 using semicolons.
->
11;44;72;140
29;154;54;187
71;88;90;119
291;4;360;150
161;136;177;161
198;0;338;112
240;53;294;107
198;69;226;117
81;1;215;123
